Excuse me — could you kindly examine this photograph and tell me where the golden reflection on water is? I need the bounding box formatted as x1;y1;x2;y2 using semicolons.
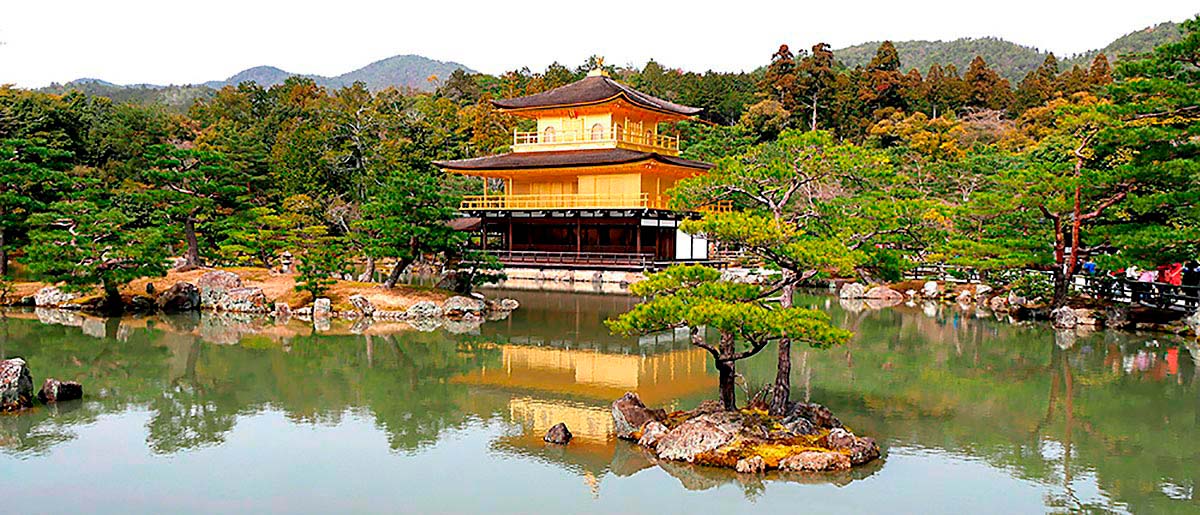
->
452;345;715;406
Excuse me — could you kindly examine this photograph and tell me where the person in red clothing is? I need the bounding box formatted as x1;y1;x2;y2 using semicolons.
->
1163;262;1183;286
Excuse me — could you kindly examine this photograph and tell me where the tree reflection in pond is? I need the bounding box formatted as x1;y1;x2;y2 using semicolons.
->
0;292;1196;513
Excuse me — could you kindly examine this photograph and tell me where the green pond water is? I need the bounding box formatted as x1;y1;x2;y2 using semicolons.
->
1;292;1197;514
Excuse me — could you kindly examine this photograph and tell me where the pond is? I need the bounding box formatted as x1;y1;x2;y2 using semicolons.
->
1;292;1196;514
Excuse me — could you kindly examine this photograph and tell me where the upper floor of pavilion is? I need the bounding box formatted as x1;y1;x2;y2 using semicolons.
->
493;69;700;156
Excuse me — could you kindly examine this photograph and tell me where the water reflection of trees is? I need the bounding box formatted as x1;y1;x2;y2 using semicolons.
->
3;295;1198;510
0;315;505;456
750;296;1200;513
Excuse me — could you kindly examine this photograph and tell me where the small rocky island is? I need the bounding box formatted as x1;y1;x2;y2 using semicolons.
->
611;393;880;473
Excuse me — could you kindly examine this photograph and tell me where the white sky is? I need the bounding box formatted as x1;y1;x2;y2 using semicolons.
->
1;0;1196;88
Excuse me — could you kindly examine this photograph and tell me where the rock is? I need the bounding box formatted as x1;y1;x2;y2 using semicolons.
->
543;422;573;445
655;411;741;462
37;378;83;403
845;437;881;466
864;286;904;300
785;402;842;430
273;302;292;322
1;358;34;412
778;451;851;472
988;295;1009;312
824;427;857;449
405;301;443;319
129;294;156;312
956;290;973;304
498;298;520;311
637;421;669;448
442;296;486;318
922;281;940;297
736;456;767;474
197;271;244;308
348;294;375;317
155;282;200;312
1105;305;1130;328
904;289;917;298
838;283;866;299
611;392;665;440
313;297;332;318
1051;306;1078;329
218;287;269;313
1007;291;1028;308
1073;308;1100;327
1186;310;1200;335
293;306;313;318
974;284;993;296
781;415;817;436
818;427;881;465
687;399;727;417
34;286;77;308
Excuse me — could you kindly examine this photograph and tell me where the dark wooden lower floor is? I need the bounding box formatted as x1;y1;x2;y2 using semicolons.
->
468;211;716;270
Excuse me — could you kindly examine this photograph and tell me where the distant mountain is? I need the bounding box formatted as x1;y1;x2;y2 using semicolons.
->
40;54;472;113
1071;21;1182;64
834;21;1181;82
201;55;473;91
38;81;214;113
203;66;297;89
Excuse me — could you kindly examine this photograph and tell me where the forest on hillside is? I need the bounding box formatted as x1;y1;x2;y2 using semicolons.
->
1;17;1197;311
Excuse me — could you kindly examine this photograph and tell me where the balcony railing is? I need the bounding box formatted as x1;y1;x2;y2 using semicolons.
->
459;194;733;213
513;127;679;153
461;193;668;210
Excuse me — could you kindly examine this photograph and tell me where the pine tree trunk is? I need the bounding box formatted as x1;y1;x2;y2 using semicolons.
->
383;257;413;289
769;268;796;416
183;215;201;269
1050;211;1069;309
360;256;376;282
102;279;123;315
716;331;737;410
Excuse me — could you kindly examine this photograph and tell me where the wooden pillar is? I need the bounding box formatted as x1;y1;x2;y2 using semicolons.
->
636;220;642;256
481;221;487;251
507;218;513;252
576;216;582;258
653;226;661;259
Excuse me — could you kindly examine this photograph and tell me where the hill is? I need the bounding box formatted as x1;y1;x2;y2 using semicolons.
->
37;80;215;113
834;21;1181;82
201;55;473;91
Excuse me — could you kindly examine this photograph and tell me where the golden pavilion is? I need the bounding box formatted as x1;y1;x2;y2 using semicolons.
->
435;69;723;270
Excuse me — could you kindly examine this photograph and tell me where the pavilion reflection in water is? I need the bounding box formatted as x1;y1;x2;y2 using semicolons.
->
455;343;715;430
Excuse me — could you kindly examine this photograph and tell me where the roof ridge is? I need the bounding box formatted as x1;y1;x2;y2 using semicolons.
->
491;75;701;116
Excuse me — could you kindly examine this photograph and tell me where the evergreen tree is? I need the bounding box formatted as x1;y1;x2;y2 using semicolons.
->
26;190;170;312
608;265;851;410
759;45;800;111
0;139;72;277
964;56;1014;111
140;145;247;270
796;43;838;131
1087;53;1113;86
357;168;465;289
